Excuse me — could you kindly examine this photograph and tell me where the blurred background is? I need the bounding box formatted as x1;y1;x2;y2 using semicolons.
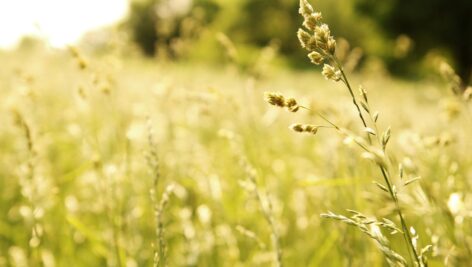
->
1;0;471;85
1;1;472;266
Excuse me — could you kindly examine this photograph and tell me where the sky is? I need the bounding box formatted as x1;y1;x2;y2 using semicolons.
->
0;0;129;48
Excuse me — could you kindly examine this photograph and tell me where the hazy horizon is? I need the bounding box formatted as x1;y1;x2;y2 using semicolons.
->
0;0;128;48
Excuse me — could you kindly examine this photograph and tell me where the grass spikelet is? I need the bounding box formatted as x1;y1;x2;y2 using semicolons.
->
439;61;463;95
216;32;238;63
11;109;43;264
464;86;472;101
289;123;319;135
265;92;286;108
68;45;88;70
11;110;35;157
264;92;300;112
239;155;283;267
222;133;283;267
235;225;267;249
321;211;407;266
146;118;173;267
321;64;341;82
308;51;323;65
154;184;174;267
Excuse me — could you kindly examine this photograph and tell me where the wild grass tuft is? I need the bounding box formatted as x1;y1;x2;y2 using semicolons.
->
264;1;441;265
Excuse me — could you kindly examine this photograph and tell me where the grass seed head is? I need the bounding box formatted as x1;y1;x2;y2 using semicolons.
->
322;64;341;82
289;123;319;135
68;46;88;70
302;13;322;31
315;24;331;44
463;86;472;101
308;51;323;65
439;61;462;94
298;0;339;72
297;29;310;48
285;98;299;112
299;0;314;18
327;37;336;55
359;86;368;103
290;123;304;132
297;29;316;51
265;92;286;107
265;92;300;112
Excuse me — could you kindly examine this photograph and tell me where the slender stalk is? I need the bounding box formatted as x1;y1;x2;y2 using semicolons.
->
146;118;170;267
300;106;339;130
332;59;370;130
338;61;421;266
297;1;423;264
236;145;283;267
303;104;419;264
13;111;42;265
245;163;283;267
254;189;283;267
363;99;418;264
379;165;419;265
156;187;172;267
365;105;384;147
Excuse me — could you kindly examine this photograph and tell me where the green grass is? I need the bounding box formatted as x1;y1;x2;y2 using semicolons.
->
0;45;471;267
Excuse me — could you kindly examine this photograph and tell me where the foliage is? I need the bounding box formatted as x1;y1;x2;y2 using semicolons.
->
355;0;472;84
125;0;219;56
226;0;372;68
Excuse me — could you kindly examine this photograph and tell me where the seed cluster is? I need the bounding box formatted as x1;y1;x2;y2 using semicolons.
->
439;61;472;101
289;123;319;135
297;0;341;82
264;92;300;112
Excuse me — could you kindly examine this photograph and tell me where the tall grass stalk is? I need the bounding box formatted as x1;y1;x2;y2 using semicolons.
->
252;181;283;267
146;118;174;267
265;1;431;265
222;131;283;267
11;110;42;264
297;0;424;264
337;57;421;266
241;156;283;267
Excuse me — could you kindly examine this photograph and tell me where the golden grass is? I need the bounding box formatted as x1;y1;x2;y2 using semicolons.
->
0;41;470;266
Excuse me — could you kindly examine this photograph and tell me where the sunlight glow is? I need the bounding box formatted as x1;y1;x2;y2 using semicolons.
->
0;0;128;48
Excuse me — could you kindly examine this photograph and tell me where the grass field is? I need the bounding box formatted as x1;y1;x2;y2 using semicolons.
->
0;44;471;267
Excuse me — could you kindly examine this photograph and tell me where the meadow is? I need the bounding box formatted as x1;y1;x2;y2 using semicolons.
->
0;7;471;266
